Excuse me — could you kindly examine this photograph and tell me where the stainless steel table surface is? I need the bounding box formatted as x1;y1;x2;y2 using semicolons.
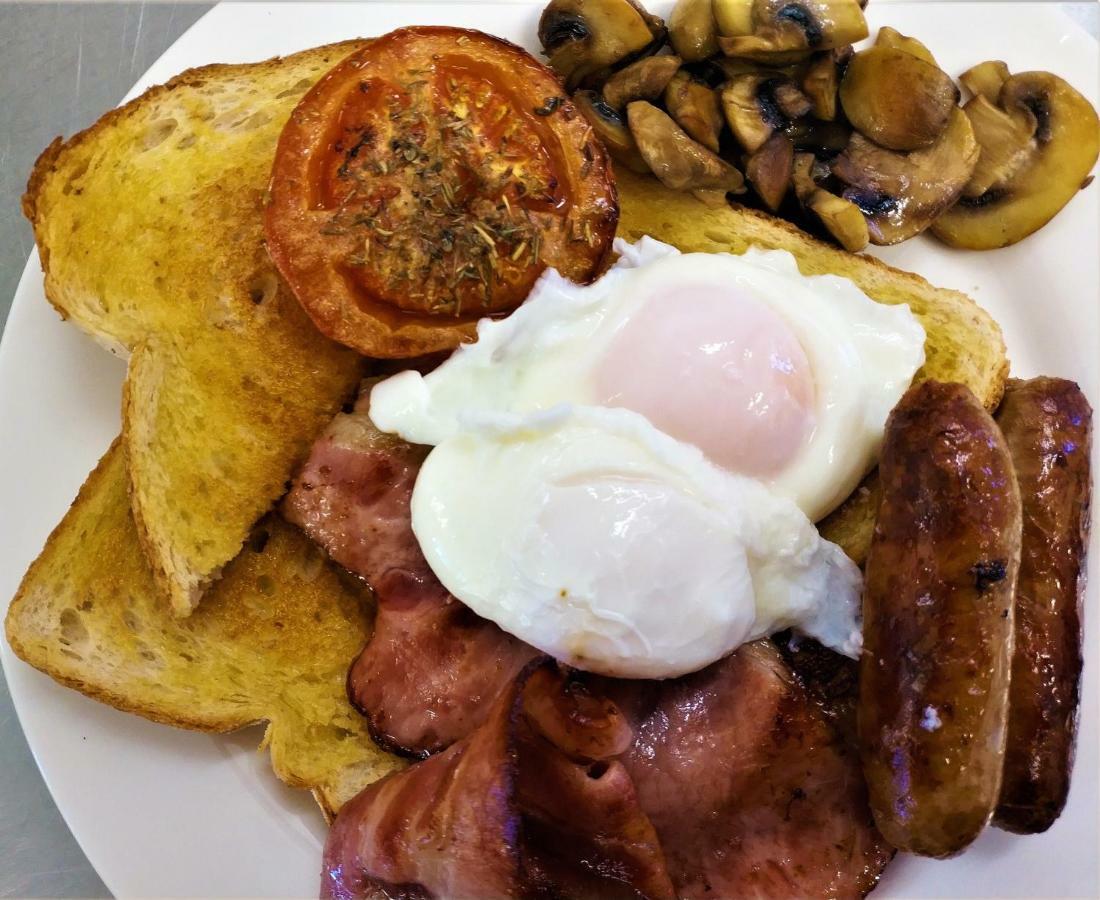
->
1;8;211;895
0;2;1096;898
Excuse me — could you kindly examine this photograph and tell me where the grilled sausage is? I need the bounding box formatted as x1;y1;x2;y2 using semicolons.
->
994;377;1092;834
860;380;1021;857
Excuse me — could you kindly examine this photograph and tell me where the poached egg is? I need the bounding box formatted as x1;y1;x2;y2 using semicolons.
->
370;238;926;678
412;405;862;678
372;237;926;522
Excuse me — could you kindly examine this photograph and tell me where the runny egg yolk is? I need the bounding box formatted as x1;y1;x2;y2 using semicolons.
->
594;283;816;478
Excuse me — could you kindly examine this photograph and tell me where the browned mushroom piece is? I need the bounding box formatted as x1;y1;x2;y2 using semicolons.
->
959;60;1010;103
791;150;822;201
664;70;724;152
718;33;809;64
833;107;979;244
801;50;842;120
746;133;794;210
791;151;869;251
713;0;753;38
811;192;870;251
627;100;746;201
838;46;959;151
956;95;1035;199
539;0;665;90
634;1;668;41
721;75;776;152
573;89;651;173
773;80;813;118
720;73;810;153
874;25;936;65
668;0;720;61
707;57;800;80
787;118;851;156
602;54;683;108
933;70;1100;249
714;0;868;63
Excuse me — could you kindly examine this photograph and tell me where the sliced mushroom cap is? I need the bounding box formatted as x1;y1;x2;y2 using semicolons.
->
627;100;746;194
721;75;776;152
792;151;868;249
706;57;800;80
715;0;868;62
574;89;651;173
720;73;809;153
833;106;979;244
602;54;682;108
718;30;809;64
874;26;936;65
801;51;840;120
713;0;753;37
668;0;720;62
956;95;1034;198
791;150;819;201
808;191;870;251
839;46;959;151
959;59;1010;103
745;132;794;210
664;70;724;152
933;70;1100;249
539;0;664;90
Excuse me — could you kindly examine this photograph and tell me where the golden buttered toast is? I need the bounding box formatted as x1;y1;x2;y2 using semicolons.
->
4;440;402;818
616;169;1009;562
22;42;371;616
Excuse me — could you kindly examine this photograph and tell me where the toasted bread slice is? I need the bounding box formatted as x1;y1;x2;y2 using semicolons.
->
616;169;1009;563
4;441;402;817
23;42;371;615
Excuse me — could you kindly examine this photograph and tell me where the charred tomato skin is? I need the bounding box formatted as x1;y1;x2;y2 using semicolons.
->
266;27;618;358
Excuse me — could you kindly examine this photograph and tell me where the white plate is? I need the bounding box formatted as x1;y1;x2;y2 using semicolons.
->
1;2;1097;896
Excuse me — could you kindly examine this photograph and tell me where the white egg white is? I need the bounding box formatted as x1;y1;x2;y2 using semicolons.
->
411;405;862;679
370;237;925;678
371;237;926;522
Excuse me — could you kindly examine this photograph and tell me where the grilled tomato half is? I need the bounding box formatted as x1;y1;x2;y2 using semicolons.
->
265;27;619;358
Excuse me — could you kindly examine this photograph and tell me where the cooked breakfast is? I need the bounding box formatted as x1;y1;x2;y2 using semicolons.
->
4;4;1099;899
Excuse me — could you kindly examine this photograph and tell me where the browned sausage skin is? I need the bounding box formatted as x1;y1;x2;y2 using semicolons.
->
860;380;1022;858
994;377;1092;834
